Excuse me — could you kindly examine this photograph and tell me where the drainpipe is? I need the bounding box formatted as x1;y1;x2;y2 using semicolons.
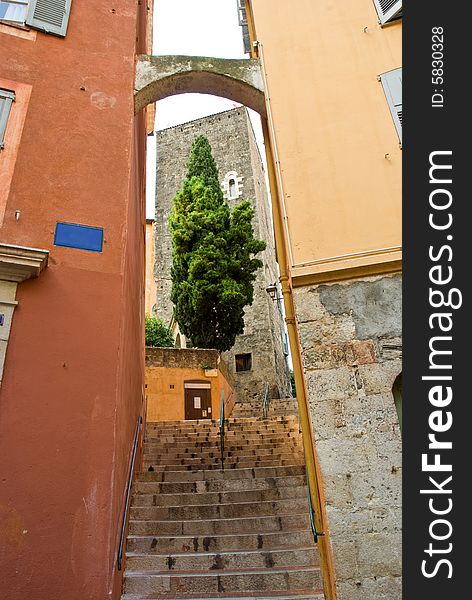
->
244;6;338;597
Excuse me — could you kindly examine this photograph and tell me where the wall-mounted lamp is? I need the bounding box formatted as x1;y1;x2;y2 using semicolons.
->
265;283;283;302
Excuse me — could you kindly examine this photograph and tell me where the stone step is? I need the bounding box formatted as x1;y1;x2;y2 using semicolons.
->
134;474;306;495
231;410;299;419
127;530;315;554
145;415;299;428
231;402;299;410
144;433;302;444
146;422;298;431
146;421;299;429
145;418;299;432
141;462;302;473
144;427;300;437
144;432;301;444
129;513;310;536
146;427;300;436
143;449;303;462
136;465;305;483
130;497;309;521
131;485;308;507
233;399;298;407
142;457;303;471
144;441;303;453
123;566;322;595
125;547;318;572
143;462;303;473
143;441;303;454
231;405;298;412
230;405;298;412
121;593;323;600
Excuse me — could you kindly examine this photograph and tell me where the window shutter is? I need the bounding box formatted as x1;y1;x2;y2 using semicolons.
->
373;0;402;25
26;0;72;37
380;68;402;144
236;0;251;54
0;89;15;150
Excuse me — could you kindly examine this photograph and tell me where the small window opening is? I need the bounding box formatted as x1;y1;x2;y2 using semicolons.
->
235;353;252;372
0;88;15;150
228;178;236;198
392;372;402;433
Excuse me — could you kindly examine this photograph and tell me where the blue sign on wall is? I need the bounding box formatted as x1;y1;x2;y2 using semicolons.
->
54;222;104;253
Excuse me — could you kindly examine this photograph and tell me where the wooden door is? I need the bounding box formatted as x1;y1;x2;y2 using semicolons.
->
184;381;212;420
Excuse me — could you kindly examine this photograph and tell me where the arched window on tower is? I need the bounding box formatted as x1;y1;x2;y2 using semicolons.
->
228;178;236;198
392;373;402;434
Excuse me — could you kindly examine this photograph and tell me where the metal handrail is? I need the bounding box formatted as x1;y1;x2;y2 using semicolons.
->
219;389;226;470
306;465;322;544
117;414;143;571
262;382;270;419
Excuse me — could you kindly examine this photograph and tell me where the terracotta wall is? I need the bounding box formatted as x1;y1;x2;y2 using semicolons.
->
0;2;149;599
145;348;235;422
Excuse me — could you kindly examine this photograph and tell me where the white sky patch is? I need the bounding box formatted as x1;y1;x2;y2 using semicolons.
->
145;0;266;219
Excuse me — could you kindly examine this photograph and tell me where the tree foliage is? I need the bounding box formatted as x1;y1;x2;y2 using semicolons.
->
169;135;266;352
145;315;174;347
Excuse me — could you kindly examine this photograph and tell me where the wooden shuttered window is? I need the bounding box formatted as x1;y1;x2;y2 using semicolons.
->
0;89;15;150
236;0;251;54
0;0;29;25
380;68;402;144
373;0;402;25
26;0;72;37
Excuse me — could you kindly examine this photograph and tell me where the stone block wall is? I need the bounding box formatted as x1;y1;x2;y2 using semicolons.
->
293;273;402;600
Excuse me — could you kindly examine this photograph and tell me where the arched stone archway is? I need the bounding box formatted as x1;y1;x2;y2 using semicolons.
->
134;55;266;116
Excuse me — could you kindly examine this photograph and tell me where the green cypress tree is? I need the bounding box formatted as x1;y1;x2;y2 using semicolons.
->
169;135;266;352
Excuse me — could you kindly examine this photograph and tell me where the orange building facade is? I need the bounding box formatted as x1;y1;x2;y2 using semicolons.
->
0;2;152;599
145;347;235;423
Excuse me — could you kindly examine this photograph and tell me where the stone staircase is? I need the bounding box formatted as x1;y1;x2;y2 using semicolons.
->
231;397;300;419
122;398;323;600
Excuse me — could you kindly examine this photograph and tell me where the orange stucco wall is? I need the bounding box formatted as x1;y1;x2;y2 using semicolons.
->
146;367;232;422
145;348;235;422
250;0;402;282
0;3;150;599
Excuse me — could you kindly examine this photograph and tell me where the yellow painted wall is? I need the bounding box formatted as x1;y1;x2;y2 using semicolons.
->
145;220;157;315
250;0;402;282
145;365;234;422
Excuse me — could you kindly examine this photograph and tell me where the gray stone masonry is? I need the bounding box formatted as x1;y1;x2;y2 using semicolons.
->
154;107;291;403
293;273;402;600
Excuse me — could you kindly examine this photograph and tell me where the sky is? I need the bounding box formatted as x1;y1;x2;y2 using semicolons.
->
146;0;265;218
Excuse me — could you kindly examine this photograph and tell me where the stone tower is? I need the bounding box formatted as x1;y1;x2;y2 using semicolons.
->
154;107;291;401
